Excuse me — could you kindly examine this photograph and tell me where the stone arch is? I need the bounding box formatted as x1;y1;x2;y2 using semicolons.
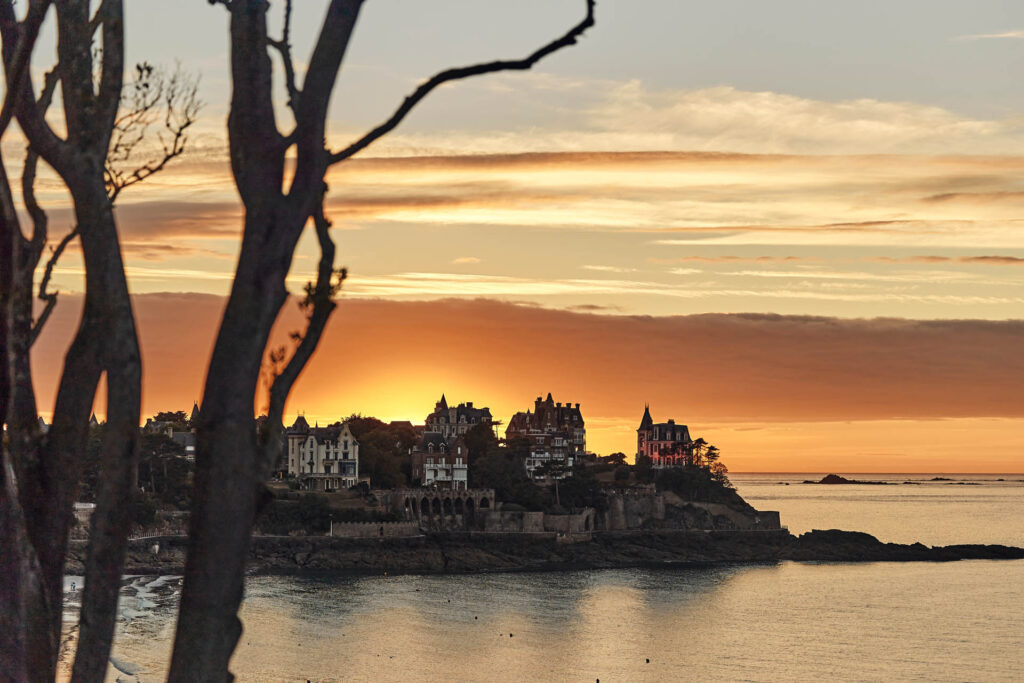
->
432;498;442;515
420;497;430;516
454;498;464;516
443;498;453;516
479;497;490;510
584;514;591;531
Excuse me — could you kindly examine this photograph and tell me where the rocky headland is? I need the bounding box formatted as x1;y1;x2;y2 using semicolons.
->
66;529;1024;577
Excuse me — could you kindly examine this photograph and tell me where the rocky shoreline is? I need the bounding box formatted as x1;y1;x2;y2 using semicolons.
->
66;529;1024;577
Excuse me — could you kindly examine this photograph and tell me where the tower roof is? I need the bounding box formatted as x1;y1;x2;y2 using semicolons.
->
638;404;653;431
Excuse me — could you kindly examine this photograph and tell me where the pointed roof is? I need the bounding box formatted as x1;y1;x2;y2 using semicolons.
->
89;413;98;426
190;401;200;423
546;392;553;402
439;393;448;410
638;404;653;431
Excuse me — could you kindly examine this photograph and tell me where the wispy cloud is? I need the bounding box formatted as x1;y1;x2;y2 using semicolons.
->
955;30;1024;41
871;255;1024;266
650;255;814;264
451;256;481;264
581;264;637;273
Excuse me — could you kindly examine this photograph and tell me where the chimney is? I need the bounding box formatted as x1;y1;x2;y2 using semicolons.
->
575;403;580;409
467;402;473;408
556;402;562;408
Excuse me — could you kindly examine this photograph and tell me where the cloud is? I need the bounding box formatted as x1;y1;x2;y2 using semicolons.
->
338;81;1024;157
923;191;1024;204
871;255;1024;266
31;296;1024;430
451;256;481;264
955;30;1024;41
580;265;637;273
650;255;814;264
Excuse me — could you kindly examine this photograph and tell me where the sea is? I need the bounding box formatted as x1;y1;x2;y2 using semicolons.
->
60;473;1024;682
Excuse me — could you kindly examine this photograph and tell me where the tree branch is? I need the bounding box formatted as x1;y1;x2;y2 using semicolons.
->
328;0;595;164
260;188;343;475
267;0;299;115
0;0;51;136
105;63;201;201
30;226;78;347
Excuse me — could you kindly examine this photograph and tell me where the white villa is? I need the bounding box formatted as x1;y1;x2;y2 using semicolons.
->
285;416;360;491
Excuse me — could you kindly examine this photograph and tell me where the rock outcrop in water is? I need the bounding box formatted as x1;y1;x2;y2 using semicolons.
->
803;474;891;485
66;529;1024;577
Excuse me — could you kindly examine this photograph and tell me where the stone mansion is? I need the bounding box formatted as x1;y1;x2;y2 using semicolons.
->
285;416;360;491
637;405;695;468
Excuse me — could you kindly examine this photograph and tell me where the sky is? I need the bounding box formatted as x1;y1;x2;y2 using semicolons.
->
14;0;1024;471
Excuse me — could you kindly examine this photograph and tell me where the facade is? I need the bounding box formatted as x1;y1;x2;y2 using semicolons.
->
286;416;360;491
411;432;469;490
636;405;694;468
424;394;493;439
505;393;586;478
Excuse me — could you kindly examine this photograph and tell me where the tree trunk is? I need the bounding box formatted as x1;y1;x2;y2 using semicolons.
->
169;212;292;681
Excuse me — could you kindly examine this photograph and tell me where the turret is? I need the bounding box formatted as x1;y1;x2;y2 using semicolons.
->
638;404;653;431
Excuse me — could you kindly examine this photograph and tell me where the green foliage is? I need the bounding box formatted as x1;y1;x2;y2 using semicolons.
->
471;446;547;511
463;422;498;466
137;432;194;510
654;465;748;510
633;453;655;484
254;494;399;534
605;452;627;465
152;410;189;429
555;466;607;512
341;414;415;489
342;414;386;440
132;494;158;527
256;494;331;534
357;427;407;489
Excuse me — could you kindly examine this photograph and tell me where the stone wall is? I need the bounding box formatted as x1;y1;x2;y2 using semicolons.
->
329;521;421;539
482;510;545;533
543;509;596;534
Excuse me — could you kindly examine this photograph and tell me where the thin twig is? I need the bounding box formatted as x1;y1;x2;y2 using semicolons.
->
267;0;299;114
328;0;595;164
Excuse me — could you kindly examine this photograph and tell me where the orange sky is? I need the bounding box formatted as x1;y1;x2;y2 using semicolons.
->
32;294;1024;472
16;2;1024;474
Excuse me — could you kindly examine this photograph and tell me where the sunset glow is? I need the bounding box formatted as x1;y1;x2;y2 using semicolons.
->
25;0;1024;472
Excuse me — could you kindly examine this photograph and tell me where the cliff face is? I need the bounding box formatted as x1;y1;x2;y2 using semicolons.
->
66;529;1024;578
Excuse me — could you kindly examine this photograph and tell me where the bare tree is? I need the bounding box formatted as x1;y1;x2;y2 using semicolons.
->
169;1;594;679
0;1;199;679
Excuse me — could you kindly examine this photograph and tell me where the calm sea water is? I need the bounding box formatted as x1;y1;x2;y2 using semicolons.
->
62;473;1024;682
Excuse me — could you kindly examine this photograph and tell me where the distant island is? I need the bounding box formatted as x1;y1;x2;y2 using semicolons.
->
803;474;892;485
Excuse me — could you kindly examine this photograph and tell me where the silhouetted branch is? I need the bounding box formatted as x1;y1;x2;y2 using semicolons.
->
267;0;299;114
0;0;51;136
30;226;78;347
328;0;595;164
105;62;201;201
260;188;345;474
21;66;59;252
